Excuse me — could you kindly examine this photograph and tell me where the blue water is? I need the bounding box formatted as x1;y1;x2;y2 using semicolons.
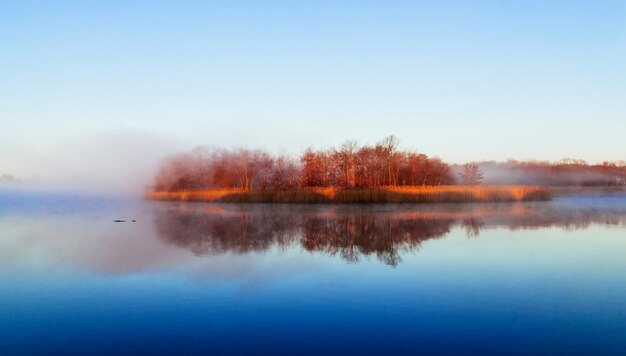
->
1;190;626;355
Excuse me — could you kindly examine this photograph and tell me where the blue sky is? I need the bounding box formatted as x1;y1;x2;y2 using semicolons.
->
1;1;625;189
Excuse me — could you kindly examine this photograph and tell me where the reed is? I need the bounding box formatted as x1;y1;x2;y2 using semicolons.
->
145;186;551;204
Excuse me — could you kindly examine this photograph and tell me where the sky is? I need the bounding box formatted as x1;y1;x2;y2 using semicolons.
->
1;0;625;191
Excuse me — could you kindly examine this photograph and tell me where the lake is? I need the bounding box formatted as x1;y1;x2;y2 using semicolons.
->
1;190;626;355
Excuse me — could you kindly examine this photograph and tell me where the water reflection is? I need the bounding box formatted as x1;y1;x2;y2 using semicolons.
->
156;207;451;266
4;195;626;355
155;201;626;266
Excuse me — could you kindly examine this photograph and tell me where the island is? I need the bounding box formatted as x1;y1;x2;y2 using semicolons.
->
146;135;626;204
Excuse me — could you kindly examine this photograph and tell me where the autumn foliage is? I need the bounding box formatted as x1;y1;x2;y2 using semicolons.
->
153;135;454;192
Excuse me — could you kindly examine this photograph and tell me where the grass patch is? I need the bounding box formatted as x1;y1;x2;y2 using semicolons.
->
146;186;551;204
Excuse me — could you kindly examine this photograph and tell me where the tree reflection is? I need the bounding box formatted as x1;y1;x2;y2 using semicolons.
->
155;207;453;266
462;218;484;238
299;215;453;265
156;209;300;255
154;203;626;265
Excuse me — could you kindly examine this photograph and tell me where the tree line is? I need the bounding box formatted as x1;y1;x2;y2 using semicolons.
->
153;135;455;192
472;159;626;186
153;135;626;192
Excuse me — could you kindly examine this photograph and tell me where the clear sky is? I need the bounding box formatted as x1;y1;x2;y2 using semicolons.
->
1;0;625;190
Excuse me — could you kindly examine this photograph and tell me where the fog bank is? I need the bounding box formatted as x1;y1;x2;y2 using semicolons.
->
1;130;185;195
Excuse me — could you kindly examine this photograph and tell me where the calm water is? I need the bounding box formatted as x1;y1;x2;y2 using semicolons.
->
1;190;626;355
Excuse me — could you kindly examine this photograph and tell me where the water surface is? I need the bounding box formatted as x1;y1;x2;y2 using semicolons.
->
1;190;626;354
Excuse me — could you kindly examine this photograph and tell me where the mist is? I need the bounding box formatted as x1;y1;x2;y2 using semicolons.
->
0;129;186;195
459;161;626;187
3;130;626;197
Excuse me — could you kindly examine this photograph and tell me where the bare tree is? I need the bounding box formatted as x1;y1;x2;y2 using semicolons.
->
460;163;484;185
301;148;324;187
340;140;358;188
378;135;400;186
257;151;274;190
191;146;211;190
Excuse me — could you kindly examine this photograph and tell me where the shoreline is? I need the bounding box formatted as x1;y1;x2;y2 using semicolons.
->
145;186;552;204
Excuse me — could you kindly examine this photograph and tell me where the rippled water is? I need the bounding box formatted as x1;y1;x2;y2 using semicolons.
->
1;190;626;354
